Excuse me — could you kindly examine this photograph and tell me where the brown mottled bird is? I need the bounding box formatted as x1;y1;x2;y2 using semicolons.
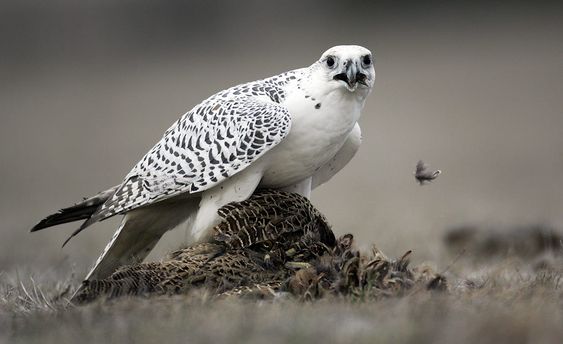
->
74;190;446;303
74;189;335;303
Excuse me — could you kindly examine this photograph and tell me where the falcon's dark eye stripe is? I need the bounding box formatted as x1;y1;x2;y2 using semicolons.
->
326;56;335;68
362;55;371;66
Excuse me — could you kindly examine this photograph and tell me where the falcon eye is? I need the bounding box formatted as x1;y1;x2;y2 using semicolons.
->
362;55;372;66
326;56;335;68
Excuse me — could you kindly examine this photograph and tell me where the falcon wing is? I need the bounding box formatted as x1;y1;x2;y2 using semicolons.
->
66;95;291;242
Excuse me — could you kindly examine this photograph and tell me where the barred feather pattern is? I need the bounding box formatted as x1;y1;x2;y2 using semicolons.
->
82;71;303;229
217;282;283;299
73;190;335;303
213;189;335;249
74;243;290;303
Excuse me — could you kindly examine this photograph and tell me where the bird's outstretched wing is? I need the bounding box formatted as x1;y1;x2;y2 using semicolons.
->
66;95;291;243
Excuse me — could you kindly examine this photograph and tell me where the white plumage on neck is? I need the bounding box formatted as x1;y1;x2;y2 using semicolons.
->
260;76;369;188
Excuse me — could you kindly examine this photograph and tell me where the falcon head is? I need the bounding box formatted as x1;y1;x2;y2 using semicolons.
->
316;45;375;93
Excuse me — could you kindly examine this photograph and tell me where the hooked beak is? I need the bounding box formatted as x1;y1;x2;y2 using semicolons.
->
333;60;368;91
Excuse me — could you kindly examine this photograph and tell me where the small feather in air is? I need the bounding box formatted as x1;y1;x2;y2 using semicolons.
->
414;160;441;185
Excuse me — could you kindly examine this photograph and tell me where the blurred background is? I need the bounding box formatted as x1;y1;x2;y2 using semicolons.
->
1;0;562;273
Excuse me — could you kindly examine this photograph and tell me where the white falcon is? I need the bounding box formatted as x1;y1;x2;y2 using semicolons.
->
31;45;375;280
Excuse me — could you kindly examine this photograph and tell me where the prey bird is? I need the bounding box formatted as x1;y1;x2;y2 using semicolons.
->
74;189;336;303
31;45;375;281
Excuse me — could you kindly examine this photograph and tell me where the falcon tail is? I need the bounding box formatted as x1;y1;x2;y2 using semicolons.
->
30;186;119;232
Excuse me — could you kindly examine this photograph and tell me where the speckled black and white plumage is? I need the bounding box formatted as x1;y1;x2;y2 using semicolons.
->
32;45;376;283
85;71;299;228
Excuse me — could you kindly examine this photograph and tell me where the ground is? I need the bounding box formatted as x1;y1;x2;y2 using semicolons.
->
2;229;561;344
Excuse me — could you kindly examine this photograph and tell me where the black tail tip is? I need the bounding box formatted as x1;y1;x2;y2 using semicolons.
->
61;235;74;248
30;221;49;232
29;211;66;232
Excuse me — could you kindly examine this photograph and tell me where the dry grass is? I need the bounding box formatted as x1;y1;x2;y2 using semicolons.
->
2;243;562;344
